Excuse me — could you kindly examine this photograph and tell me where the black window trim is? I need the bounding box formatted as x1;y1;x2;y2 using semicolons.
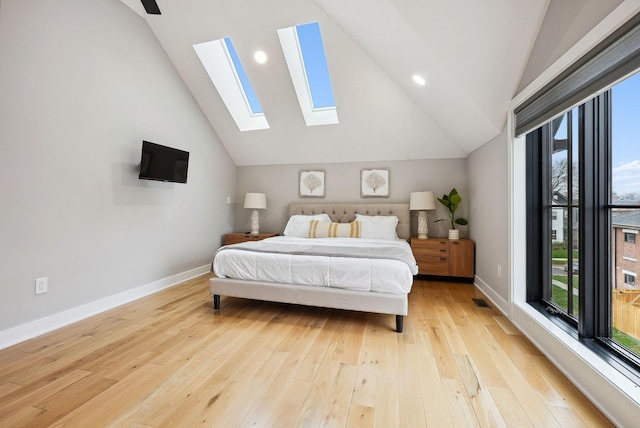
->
526;89;640;375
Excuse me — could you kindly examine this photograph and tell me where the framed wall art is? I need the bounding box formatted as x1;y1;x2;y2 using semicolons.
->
361;168;389;198
299;170;326;197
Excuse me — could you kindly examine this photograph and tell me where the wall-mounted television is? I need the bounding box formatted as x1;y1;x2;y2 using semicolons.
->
139;140;189;183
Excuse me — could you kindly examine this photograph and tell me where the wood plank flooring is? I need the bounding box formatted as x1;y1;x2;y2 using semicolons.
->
0;274;613;427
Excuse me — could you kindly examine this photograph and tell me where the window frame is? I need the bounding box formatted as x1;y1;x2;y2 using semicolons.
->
526;90;640;372
624;273;636;286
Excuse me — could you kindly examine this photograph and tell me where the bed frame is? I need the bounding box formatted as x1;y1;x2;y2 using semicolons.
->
210;203;412;332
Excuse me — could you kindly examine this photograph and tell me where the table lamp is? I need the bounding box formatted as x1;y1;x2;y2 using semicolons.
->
244;193;267;235
410;191;436;239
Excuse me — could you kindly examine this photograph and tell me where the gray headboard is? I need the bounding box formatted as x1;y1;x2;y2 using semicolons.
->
288;203;410;240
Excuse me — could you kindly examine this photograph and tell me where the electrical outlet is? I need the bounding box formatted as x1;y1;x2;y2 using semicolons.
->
35;277;48;295
497;264;502;279
226;196;231;205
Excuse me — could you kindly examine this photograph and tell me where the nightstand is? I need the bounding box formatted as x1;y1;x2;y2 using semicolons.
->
410;237;475;279
223;232;278;246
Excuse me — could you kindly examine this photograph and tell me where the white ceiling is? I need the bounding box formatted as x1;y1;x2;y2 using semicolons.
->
120;0;550;166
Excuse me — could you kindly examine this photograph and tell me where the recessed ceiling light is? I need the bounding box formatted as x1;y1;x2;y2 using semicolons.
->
254;51;267;64
412;74;426;86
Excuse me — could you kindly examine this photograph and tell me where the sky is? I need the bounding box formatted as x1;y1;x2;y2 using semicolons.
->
296;22;335;109
612;71;640;197
552;71;640;198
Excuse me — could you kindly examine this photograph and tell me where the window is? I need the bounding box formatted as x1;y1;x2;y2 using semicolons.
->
277;22;338;126
193;37;270;131
625;273;636;286
552;211;558;220
526;70;640;370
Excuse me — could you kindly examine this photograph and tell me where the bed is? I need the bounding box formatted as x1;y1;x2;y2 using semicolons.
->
209;203;418;332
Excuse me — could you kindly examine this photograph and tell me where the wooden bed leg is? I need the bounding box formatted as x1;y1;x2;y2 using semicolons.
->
396;315;404;333
213;294;220;310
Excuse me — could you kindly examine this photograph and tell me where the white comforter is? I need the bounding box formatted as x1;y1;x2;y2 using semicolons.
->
213;236;417;294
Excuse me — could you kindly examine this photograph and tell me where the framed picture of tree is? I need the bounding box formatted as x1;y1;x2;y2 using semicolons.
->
299;170;326;197
361;168;390;198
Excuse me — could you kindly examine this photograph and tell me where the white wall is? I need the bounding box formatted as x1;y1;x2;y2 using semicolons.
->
0;0;236;333
236;159;468;238
467;130;509;311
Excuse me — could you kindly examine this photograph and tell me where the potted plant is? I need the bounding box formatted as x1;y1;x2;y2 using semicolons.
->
435;188;468;239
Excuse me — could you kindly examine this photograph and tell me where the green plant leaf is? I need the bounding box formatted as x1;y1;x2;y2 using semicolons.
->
437;197;450;208
437;188;468;229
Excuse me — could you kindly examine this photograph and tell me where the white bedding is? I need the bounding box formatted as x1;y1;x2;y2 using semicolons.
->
213;236;417;294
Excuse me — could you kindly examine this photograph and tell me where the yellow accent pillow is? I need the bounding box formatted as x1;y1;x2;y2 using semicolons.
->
309;220;361;238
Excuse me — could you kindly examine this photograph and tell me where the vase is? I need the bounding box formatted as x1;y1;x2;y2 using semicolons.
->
448;229;460;240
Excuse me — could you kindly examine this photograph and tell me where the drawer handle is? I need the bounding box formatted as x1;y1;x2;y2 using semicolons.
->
440;249;446;252
440;258;447;261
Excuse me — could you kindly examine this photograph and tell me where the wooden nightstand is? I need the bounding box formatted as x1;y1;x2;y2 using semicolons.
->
223;232;278;246
410;237;475;279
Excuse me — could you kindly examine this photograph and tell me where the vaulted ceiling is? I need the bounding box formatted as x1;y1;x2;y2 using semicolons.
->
120;1;556;166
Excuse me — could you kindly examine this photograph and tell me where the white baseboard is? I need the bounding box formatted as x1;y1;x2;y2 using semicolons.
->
473;275;509;316
0;265;210;351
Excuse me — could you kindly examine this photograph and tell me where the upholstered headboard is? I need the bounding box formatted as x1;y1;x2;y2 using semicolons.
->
288;203;410;240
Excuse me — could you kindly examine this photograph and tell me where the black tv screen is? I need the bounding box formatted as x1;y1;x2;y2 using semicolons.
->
139;141;189;183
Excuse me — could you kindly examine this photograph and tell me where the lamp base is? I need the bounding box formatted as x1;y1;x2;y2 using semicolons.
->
417;210;429;239
250;209;260;235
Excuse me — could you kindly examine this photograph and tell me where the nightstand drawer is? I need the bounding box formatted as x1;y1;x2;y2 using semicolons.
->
411;245;449;257
416;256;450;276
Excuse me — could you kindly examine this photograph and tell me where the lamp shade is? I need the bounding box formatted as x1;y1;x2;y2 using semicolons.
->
244;193;267;209
409;191;436;211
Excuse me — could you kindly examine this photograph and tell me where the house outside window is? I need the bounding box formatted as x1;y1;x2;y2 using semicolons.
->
550;205;565;244
625;233;636;243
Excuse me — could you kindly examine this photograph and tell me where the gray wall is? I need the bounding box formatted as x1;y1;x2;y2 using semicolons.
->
0;0;236;331
235;159;468;239
467;130;509;301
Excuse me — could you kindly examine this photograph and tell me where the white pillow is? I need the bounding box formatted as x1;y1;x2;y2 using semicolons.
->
355;214;399;240
283;214;332;237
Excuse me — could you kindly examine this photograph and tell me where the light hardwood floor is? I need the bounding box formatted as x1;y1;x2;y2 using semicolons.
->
0;274;613;427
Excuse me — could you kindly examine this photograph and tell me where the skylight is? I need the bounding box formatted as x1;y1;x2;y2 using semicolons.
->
223;38;263;115
277;22;338;126
193;38;269;131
